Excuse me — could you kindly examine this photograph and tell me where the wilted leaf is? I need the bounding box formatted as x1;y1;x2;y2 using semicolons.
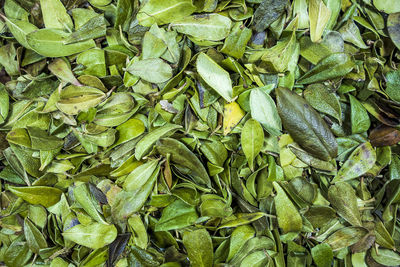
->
1;1;399;266
332;142;376;183
324;227;368;251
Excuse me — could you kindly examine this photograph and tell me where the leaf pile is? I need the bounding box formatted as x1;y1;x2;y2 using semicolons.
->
1;0;400;266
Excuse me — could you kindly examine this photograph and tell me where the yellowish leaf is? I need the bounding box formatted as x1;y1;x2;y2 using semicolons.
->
309;0;331;42
223;102;245;135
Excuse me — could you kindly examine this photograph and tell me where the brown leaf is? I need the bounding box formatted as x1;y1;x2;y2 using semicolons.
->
369;124;400;147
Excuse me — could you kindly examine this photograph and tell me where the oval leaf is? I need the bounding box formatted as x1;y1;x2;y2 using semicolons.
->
250;88;282;136
332;142;376;183
242;119;264;171
276;87;338;161
26;29;96;57
196;53;233;102
62;223;117;249
8;186;63;208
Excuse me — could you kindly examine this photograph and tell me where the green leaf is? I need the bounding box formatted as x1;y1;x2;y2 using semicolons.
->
183;229;214;267
375;220;395;249
349;95;370;134
297;53;355;84
10;143;43;178
309;0;331;42
0;84;9;124
74;183;107;224
242;119;264;170
311;243;333;267
227;225;255;262
62;223;117;249
172;14;232;41
2;16;38;49
250;88;282;136
6;128;31;148
339;20;368;49
229;236;275;266
253;0;288;32
303;83;341;124
261;31;297;73
324;226;368;251
142;30;168;60
28;127;64;150
127;58;173;83
40;0;73;31
289;144;337;172
371;248;400;266
8;186;63;208
373;0;400;14
112;166;160;221
124;160;159;191
273;182;302;233
218;213;265;229
388;12;400;50
115;118;145;146
135;124;182;160
328;182;362;226
64;15;107;44
156;138;211;187
154;199;198;232
4;236;33;267
137;0;196;27
220;23;252;59
385;69;400;102
276;87;338;161
114;0;135;30
196;52;233;102
94;92;136;127
48;58;82;86
76;48;107;77
24;217;48;253
26;29;96;57
199;139;228;167
332;142;376;183
56;85;106;115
